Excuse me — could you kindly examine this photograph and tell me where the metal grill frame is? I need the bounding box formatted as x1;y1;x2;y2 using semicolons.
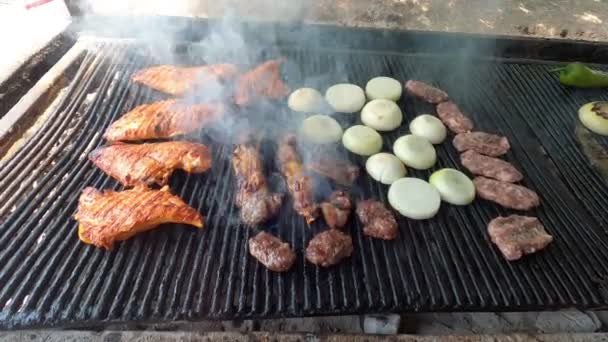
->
1;17;608;329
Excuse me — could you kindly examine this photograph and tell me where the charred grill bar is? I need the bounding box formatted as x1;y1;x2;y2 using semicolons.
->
1;18;608;329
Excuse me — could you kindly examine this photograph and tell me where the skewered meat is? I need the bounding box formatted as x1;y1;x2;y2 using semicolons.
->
460;150;523;183
356;200;398;240
277;134;318;224
131;64;239;96
232;140;283;226
474;177;540;210
306;152;360;186
104;100;224;142
436;101;474;134
320;190;352;230
306;229;353;267
74;185;203;250
453;131;510;157
488;215;553;261
249;231;296;272
89;141;212;187
405;80;449;104
234;59;289;106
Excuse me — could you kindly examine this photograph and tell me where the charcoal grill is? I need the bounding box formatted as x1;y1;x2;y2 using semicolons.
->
1;16;608;329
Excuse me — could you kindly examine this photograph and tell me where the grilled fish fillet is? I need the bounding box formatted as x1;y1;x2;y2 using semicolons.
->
75;185;203;249
104;99;224;142
234;59;289;106
131;64;239;96
277;134;318;224
89;141;212;187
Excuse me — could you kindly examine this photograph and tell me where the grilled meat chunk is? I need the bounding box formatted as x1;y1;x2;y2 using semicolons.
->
131;64;238;96
453;131;510;157
104;99;224;142
234;59;289;106
460;150;523;183
356;200;398;240
307;153;360;186
232;141;283;226
436;101;474;134
306;229;353;267
405;80;449;104
89;141;212;187
249;231;296;272
74;185;203;250
277;134;318;224
474;177;540;210
488;215;553;261
320;190;352;230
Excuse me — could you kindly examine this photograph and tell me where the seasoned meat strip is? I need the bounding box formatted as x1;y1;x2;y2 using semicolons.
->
89;141;212;187
74;186;203;250
306;152;360;186
453;131;510;157
460;150;523;183
488;215;553;261
436;101;474;134
232;140;283;226
131;64;238;96
104;100;225;142
277;134;318;224
234;59;289;106
474;177;540;210
405;80;449;104
306;229;353;267
320;190;352;230
356;200;398;240
249;231;296;272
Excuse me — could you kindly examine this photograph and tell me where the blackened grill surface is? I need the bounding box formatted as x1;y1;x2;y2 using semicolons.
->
1;39;608;329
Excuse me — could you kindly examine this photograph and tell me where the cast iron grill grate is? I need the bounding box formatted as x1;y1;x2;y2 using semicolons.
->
0;39;608;329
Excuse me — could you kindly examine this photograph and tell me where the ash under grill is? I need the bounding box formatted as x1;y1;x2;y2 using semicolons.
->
1;37;608;329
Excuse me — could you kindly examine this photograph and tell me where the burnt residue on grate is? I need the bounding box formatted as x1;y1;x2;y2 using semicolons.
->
1;40;608;329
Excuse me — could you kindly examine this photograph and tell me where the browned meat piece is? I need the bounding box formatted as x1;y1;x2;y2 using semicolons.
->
249;231;296;272
453;131;510;157
232;141;283;226
436;101;474;134
305;229;353;267
474;177;540;210
306;153;360;186
356;200;398;240
89;141;212;187
405;80;449;104
460;150;523;183
320;190;352;230
488;215;553;261
104;99;225;142
74;185;203;250
234;59;289;106
277;134;318;224
131;64;239;96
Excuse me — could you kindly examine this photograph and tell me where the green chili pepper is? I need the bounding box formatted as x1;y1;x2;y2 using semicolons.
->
550;62;608;88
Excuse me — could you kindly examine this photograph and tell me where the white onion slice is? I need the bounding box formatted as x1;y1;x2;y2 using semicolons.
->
325;83;366;113
361;99;403;131
288;87;325;113
393;134;437;170
388;177;441;219
365;153;407;184
409;114;447;144
342;125;383;156
300;114;343;144
365;76;402;101
579;101;608;136
429;168;476;205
